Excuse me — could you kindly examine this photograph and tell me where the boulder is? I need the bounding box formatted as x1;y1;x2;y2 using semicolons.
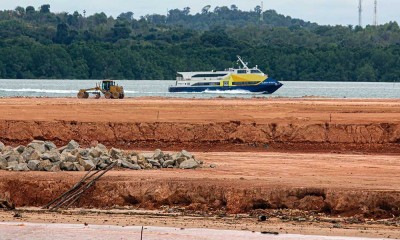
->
6;161;18;170
152;149;164;160
78;148;89;158
27;160;41;171
6;153;22;163
27;140;46;153
0;141;5;152
44;141;57;151
66;140;79;150
179;159;199;169
100;155;112;164
109;148;122;159
148;159;161;168
120;160;134;169
13;163;29;171
162;160;175;168
176;157;187;165
94;144;108;155
21;147;35;161
130;164;141;170
60;162;75;171
50;165;61;172
38;160;53;171
79;159;95;171
89;148;101;158
14;145;25;154
98;163;108;170
73;163;85;171
128;155;138;164
0;157;7;170
64;153;77;162
180;150;193;159
40;150;61;163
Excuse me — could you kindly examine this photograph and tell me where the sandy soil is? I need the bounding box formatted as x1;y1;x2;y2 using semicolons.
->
1;97;400;238
0;97;399;153
0;97;399;124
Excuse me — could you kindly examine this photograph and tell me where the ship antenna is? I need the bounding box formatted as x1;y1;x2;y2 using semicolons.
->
237;55;249;69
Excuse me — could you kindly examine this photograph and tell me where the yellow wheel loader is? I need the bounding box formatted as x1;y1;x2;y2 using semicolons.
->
77;80;125;99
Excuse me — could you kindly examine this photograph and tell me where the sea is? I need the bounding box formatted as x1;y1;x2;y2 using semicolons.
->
0;79;399;99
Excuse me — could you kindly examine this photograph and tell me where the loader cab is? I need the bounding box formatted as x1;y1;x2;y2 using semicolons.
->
102;80;115;91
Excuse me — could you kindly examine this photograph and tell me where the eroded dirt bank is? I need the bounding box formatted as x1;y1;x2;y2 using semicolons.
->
1;172;400;218
1;152;400;218
0;98;399;153
1;120;399;153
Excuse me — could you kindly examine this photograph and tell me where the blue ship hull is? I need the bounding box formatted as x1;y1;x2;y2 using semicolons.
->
168;77;283;94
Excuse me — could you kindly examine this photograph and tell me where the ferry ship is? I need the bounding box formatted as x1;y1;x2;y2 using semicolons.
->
168;56;283;94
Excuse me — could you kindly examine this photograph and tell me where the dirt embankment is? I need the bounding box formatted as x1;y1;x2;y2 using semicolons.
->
1;120;399;153
1;172;399;219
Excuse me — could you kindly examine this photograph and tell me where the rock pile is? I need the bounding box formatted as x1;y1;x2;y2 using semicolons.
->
0;140;203;172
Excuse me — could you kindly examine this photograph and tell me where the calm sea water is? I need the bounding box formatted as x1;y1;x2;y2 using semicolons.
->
0;79;399;99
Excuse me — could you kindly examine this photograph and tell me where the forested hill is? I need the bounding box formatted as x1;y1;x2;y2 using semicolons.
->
0;4;400;81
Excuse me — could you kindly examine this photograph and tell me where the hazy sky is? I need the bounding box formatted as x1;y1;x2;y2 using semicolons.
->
2;0;399;26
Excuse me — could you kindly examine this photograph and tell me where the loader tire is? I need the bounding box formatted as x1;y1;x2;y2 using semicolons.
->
105;92;112;99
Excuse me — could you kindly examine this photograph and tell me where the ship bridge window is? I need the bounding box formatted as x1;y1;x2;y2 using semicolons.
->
251;70;261;73
232;81;260;86
192;74;227;78
192;82;220;86
237;70;247;74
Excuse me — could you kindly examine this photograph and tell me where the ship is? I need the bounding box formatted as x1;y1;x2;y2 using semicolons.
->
168;56;283;94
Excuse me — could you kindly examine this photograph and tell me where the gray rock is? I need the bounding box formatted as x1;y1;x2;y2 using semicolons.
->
66;140;79;150
94;144;108;155
0;157;8;170
6;161;18;169
179;159;199;169
79;159;95;171
209;164;217;168
41;150;61;162
109;148;122;159
60;162;75;171
120;160;134;169
13;163;29;171
14;145;25;154
100;155;111;164
6;153;22;163
29;150;41;161
148;159;161;168
98;163;108;170
152;149;164;160
78;148;89;158
128;155;138;164
50;165;61;172
27;160;41;171
0;141;5;152
64;153;77;162
38;160;53;171
21;147;35;161
89;148;101;158
44;141;57;151
180;150;193;159
73;163;85;171
176;157;187;165
27;140;46;153
130;164;141;170
162;160;175;168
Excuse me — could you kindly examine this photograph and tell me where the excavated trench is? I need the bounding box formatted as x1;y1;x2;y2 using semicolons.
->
1;120;400;153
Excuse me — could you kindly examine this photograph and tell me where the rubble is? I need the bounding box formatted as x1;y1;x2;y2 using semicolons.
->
0;140;205;172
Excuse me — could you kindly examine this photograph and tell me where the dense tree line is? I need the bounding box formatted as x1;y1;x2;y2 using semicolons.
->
0;4;399;81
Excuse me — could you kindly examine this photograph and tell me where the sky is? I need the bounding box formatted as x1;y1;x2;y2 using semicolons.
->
1;0;400;26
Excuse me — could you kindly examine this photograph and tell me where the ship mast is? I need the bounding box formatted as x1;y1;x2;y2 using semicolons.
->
237;56;249;69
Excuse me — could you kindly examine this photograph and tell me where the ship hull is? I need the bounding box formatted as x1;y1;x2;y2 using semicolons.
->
168;77;283;94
